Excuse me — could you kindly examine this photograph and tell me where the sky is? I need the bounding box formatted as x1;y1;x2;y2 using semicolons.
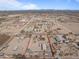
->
0;0;79;10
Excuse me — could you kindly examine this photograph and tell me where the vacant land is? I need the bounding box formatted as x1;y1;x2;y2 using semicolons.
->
0;10;79;59
0;34;10;46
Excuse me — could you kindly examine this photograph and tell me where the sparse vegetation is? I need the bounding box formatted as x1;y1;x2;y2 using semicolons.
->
0;18;6;22
0;34;10;46
13;54;26;59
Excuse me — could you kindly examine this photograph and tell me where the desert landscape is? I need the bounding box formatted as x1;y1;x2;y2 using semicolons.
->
0;10;79;59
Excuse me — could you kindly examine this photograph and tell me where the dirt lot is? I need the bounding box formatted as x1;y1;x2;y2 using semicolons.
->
61;22;79;34
0;34;10;46
58;15;79;34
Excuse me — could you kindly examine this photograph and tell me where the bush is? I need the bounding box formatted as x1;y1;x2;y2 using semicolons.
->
13;54;26;59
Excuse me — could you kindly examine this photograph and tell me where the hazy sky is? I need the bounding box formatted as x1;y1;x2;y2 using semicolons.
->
0;0;79;10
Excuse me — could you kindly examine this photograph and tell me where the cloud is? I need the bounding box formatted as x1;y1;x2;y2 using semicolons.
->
0;0;39;10
22;3;40;10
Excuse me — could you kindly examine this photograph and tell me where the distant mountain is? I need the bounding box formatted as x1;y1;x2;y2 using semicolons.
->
0;10;79;16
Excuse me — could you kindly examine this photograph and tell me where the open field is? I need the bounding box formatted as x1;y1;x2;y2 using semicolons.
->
61;23;79;34
0;34;10;46
57;14;79;34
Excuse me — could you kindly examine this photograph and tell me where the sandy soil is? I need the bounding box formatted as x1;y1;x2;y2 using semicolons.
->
61;22;79;34
0;34;10;46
